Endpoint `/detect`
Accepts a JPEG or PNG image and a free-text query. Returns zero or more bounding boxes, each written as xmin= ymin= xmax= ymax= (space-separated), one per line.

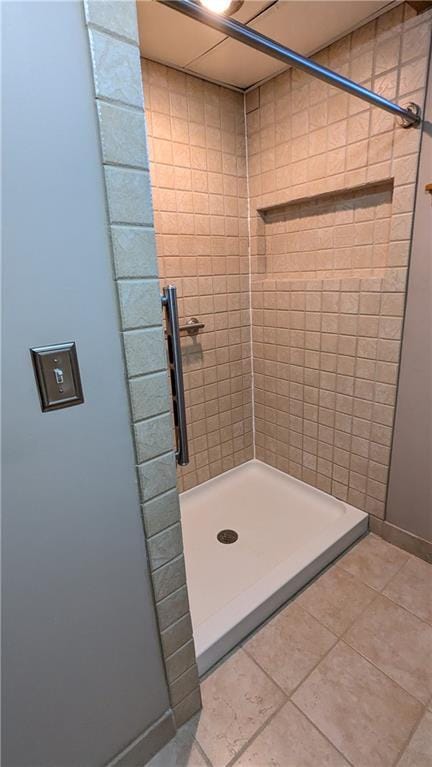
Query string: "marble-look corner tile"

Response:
xmin=88 ymin=29 xmax=143 ymax=107
xmin=84 ymin=1 xmax=139 ymax=43
xmin=338 ymin=533 xmax=409 ymax=590
xmin=398 ymin=710 xmax=432 ymax=767
xmin=235 ymin=702 xmax=349 ymax=767
xmin=138 ymin=452 xmax=177 ymax=502
xmin=104 ymin=167 xmax=153 ymax=225
xmin=293 ymin=641 xmax=422 ymax=767
xmin=297 ymin=564 xmax=376 ymax=634
xmin=97 ymin=101 xmax=148 ymax=167
xmin=134 ymin=413 xmax=173 ymax=463
xmin=111 ymin=225 xmax=158 ymax=278
xmin=173 ymin=689 xmax=203 ymax=730
xmin=147 ymin=522 xmax=184 ymax=573
xmin=157 ymin=585 xmax=190 ymax=632
xmin=165 ymin=640 xmax=197 ymax=684
xmin=161 ymin=613 xmax=194 ymax=659
xmin=129 ymin=371 xmax=170 ymax=421
xmin=193 ymin=649 xmax=285 ymax=767
xmin=142 ymin=489 xmax=181 ymax=538
xmin=170 ymin=664 xmax=200 ymax=707
xmin=383 ymin=555 xmax=432 ymax=624
xmin=152 ymin=555 xmax=187 ymax=603
xmin=123 ymin=327 xmax=167 ymax=378
xmin=244 ymin=602 xmax=336 ymax=694
xmin=345 ymin=595 xmax=432 ymax=704
xmin=117 ymin=278 xmax=162 ymax=330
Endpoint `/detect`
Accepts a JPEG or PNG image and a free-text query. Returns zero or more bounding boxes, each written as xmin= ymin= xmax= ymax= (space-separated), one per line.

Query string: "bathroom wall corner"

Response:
xmin=82 ymin=0 xmax=201 ymax=735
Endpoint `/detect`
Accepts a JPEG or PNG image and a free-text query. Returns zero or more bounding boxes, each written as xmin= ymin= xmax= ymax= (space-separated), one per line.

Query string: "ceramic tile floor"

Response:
xmin=148 ymin=534 xmax=432 ymax=767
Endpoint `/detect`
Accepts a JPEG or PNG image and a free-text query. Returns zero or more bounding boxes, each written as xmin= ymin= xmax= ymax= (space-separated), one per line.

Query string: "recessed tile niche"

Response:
xmin=255 ymin=179 xmax=394 ymax=281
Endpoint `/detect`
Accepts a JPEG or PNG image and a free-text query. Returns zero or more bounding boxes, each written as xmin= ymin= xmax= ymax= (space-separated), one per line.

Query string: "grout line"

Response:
xmin=225 ymin=699 xmax=288 ymax=767
xmin=289 ymin=698 xmax=355 ymax=767
xmin=241 ymin=645 xmax=291 ymax=701
xmin=340 ymin=628 xmax=429 ymax=708
xmin=392 ymin=705 xmax=429 ymax=767
xmin=243 ymin=93 xmax=256 ymax=458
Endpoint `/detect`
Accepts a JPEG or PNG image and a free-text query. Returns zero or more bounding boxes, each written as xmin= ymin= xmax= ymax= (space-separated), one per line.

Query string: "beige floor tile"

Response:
xmin=383 ymin=555 xmax=432 ymax=625
xmin=397 ymin=710 xmax=432 ymax=767
xmin=338 ymin=533 xmax=409 ymax=590
xmin=147 ymin=718 xmax=209 ymax=767
xmin=244 ymin=602 xmax=336 ymax=694
xmin=234 ymin=701 xmax=350 ymax=767
xmin=194 ymin=648 xmax=285 ymax=767
xmin=297 ymin=564 xmax=376 ymax=634
xmin=292 ymin=641 xmax=423 ymax=767
xmin=345 ymin=594 xmax=432 ymax=705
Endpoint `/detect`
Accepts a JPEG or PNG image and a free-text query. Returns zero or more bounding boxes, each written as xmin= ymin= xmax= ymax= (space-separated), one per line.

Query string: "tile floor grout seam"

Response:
xmin=391 ymin=700 xmax=429 ymax=767
xmin=381 ymin=588 xmax=432 ymax=627
xmin=192 ymin=735 xmax=213 ymax=767
xmin=241 ymin=645 xmax=292 ymax=701
xmin=241 ymin=578 xmax=429 ymax=761
xmin=225 ymin=698 xmax=289 ymax=767
xmin=296 ymin=569 xmax=378 ymax=636
xmin=188 ymin=542 xmax=430 ymax=767
xmin=338 ymin=633 xmax=430 ymax=709
xmin=289 ymin=697 xmax=355 ymax=767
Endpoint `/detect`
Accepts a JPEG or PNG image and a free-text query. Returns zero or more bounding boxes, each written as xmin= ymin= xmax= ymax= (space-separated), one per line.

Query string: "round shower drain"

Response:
xmin=217 ymin=529 xmax=238 ymax=544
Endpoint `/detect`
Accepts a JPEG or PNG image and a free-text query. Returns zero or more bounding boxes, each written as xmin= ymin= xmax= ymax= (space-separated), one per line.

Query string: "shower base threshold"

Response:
xmin=180 ymin=459 xmax=368 ymax=675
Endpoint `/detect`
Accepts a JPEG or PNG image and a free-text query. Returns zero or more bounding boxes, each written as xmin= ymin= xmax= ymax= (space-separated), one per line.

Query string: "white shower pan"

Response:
xmin=180 ymin=459 xmax=368 ymax=675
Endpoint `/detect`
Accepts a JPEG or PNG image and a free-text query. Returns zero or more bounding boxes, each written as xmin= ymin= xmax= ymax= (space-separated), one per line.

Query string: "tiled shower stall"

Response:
xmin=142 ymin=3 xmax=430 ymax=517
xmin=84 ymin=0 xmax=432 ymax=738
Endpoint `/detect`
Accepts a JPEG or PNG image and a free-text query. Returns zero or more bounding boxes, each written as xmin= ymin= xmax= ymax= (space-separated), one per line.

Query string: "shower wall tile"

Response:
xmin=84 ymin=0 xmax=138 ymax=42
xmin=138 ymin=452 xmax=177 ymax=501
xmin=129 ymin=371 xmax=170 ymax=421
xmin=165 ymin=639 xmax=196 ymax=684
xmin=157 ymin=585 xmax=190 ymax=631
xmin=161 ymin=613 xmax=194 ymax=658
xmin=247 ymin=5 xmax=432 ymax=518
xmin=97 ymin=101 xmax=148 ymax=168
xmin=142 ymin=489 xmax=181 ymax=538
xmin=141 ymin=59 xmax=253 ymax=491
xmin=84 ymin=0 xmax=201 ymax=730
xmin=152 ymin=555 xmax=187 ymax=602
xmin=104 ymin=166 xmax=153 ymax=224
xmin=88 ymin=28 xmax=143 ymax=107
xmin=170 ymin=665 xmax=200 ymax=707
xmin=111 ymin=225 xmax=158 ymax=278
xmin=123 ymin=327 xmax=166 ymax=377
xmin=147 ymin=523 xmax=184 ymax=572
xmin=117 ymin=278 xmax=162 ymax=329
xmin=134 ymin=413 xmax=173 ymax=463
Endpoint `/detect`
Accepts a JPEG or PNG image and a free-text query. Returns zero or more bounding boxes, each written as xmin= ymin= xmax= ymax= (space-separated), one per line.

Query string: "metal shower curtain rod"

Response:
xmin=157 ymin=0 xmax=421 ymax=128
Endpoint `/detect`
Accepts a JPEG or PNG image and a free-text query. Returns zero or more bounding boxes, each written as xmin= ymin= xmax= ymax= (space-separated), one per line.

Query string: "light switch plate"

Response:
xmin=30 ymin=342 xmax=84 ymax=412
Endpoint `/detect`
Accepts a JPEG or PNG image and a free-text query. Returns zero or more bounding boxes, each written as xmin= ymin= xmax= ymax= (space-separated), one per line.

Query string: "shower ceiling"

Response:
xmin=137 ymin=0 xmax=398 ymax=89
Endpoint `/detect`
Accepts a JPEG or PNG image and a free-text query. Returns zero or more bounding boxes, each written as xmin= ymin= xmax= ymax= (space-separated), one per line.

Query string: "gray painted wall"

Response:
xmin=1 ymin=2 xmax=171 ymax=765
xmin=386 ymin=54 xmax=432 ymax=543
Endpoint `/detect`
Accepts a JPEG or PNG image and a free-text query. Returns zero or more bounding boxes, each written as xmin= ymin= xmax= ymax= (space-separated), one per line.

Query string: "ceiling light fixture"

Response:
xmin=198 ymin=0 xmax=243 ymax=16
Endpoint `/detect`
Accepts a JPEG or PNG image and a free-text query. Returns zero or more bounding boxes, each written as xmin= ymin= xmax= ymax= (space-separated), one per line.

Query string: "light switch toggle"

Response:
xmin=31 ymin=342 xmax=84 ymax=412
xmin=54 ymin=368 xmax=64 ymax=385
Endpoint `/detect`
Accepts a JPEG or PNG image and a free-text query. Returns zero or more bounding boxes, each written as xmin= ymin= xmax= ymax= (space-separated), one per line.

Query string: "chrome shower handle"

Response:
xmin=161 ymin=285 xmax=189 ymax=466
